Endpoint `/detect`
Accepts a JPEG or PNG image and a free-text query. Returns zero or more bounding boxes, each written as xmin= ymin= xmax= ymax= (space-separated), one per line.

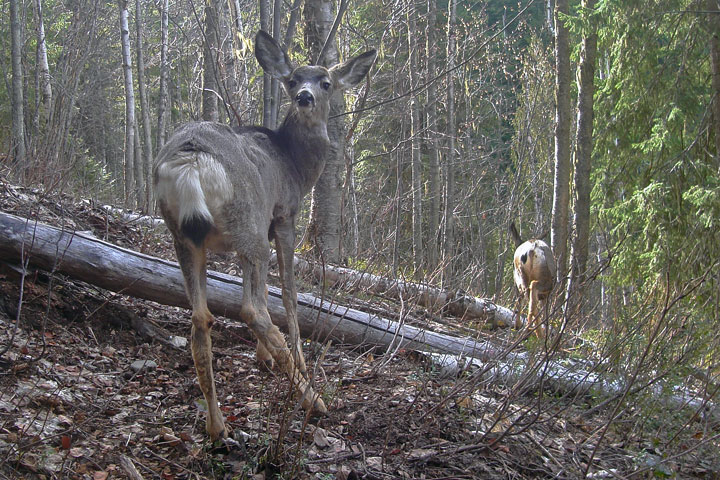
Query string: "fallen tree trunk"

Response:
xmin=271 ymin=254 xmax=522 ymax=328
xmin=1 ymin=212 xmax=716 ymax=421
xmin=0 ymin=212 xmax=504 ymax=360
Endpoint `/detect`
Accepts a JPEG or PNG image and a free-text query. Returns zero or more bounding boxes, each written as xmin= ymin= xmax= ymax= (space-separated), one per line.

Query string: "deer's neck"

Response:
xmin=278 ymin=110 xmax=332 ymax=193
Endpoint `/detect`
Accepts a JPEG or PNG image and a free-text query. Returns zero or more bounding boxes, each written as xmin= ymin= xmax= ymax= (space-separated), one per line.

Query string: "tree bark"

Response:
xmin=10 ymin=0 xmax=27 ymax=181
xmin=570 ymin=0 xmax=597 ymax=299
xmin=443 ymin=0 xmax=457 ymax=285
xmin=202 ymin=0 xmax=219 ymax=122
xmin=135 ymin=0 xmax=153 ymax=212
xmin=259 ymin=0 xmax=272 ymax=127
xmin=551 ymin=0 xmax=571 ymax=287
xmin=407 ymin=0 xmax=423 ymax=273
xmin=305 ymin=0 xmax=346 ymax=264
xmin=426 ymin=0 xmax=441 ymax=270
xmin=156 ymin=0 xmax=169 ymax=150
xmin=118 ymin=0 xmax=136 ymax=206
xmin=708 ymin=0 xmax=720 ymax=168
xmin=32 ymin=0 xmax=52 ymax=131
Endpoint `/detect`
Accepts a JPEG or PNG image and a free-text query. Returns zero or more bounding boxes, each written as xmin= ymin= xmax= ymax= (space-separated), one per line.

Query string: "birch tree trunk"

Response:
xmin=135 ymin=0 xmax=153 ymax=212
xmin=305 ymin=0 xmax=346 ymax=264
xmin=443 ymin=0 xmax=457 ymax=285
xmin=426 ymin=0 xmax=441 ymax=270
xmin=10 ymin=0 xmax=26 ymax=181
xmin=32 ymin=0 xmax=52 ymax=131
xmin=551 ymin=0 xmax=571 ymax=287
xmin=118 ymin=0 xmax=136 ymax=206
xmin=156 ymin=0 xmax=169 ymax=150
xmin=569 ymin=0 xmax=597 ymax=297
xmin=407 ymin=0 xmax=423 ymax=272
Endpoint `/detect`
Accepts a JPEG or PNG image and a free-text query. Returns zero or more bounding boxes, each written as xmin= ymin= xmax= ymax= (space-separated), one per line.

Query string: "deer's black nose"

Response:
xmin=296 ymin=91 xmax=314 ymax=107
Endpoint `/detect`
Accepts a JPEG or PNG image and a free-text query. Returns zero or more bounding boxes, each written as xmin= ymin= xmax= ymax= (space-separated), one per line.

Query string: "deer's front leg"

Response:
xmin=273 ymin=218 xmax=307 ymax=376
xmin=175 ymin=240 xmax=227 ymax=440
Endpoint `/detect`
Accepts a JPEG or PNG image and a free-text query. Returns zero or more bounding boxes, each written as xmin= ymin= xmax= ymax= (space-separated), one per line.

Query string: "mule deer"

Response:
xmin=509 ymin=222 xmax=556 ymax=337
xmin=154 ymin=31 xmax=376 ymax=440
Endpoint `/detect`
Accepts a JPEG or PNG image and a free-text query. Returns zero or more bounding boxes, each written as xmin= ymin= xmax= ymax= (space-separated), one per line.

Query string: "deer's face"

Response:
xmin=283 ymin=66 xmax=334 ymax=119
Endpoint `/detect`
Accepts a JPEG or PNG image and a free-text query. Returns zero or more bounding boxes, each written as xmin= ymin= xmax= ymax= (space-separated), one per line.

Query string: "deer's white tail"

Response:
xmin=155 ymin=150 xmax=233 ymax=245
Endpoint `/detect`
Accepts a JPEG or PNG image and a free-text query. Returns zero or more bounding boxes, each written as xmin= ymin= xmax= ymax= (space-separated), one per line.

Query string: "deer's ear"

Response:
xmin=255 ymin=30 xmax=293 ymax=79
xmin=330 ymin=49 xmax=377 ymax=90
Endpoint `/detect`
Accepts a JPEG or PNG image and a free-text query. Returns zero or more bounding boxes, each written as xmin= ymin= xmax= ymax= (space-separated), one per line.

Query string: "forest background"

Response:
xmin=1 ymin=0 xmax=720 ymax=474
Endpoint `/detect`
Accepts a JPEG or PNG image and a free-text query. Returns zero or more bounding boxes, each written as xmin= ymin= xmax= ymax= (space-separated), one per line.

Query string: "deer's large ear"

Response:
xmin=330 ymin=49 xmax=377 ymax=90
xmin=255 ymin=30 xmax=293 ymax=79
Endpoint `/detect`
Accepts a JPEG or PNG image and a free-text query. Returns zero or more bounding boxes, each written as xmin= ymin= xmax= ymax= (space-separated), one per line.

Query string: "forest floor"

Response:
xmin=0 ymin=176 xmax=718 ymax=479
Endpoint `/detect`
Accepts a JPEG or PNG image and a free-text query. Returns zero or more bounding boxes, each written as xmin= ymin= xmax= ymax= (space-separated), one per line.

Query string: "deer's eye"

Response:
xmin=321 ymin=81 xmax=331 ymax=90
xmin=288 ymin=80 xmax=297 ymax=89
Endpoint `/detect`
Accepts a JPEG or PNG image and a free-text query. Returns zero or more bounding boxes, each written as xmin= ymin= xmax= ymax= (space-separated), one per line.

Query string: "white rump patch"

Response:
xmin=155 ymin=151 xmax=233 ymax=225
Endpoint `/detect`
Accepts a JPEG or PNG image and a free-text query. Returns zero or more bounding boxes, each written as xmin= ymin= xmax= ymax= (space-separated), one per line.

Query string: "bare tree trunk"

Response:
xmin=32 ymin=0 xmax=52 ymax=131
xmin=551 ymin=0 xmax=571 ymax=287
xmin=305 ymin=0 xmax=347 ymax=264
xmin=569 ymin=0 xmax=597 ymax=298
xmin=156 ymin=0 xmax=169 ymax=150
xmin=202 ymin=0 xmax=219 ymax=122
xmin=135 ymin=0 xmax=153 ymax=212
xmin=407 ymin=0 xmax=423 ymax=273
xmin=259 ymin=0 xmax=272 ymax=127
xmin=426 ymin=0 xmax=440 ymax=271
xmin=118 ymin=0 xmax=136 ymax=206
xmin=269 ymin=0 xmax=282 ymax=128
xmin=218 ymin=1 xmax=239 ymax=126
xmin=709 ymin=0 xmax=720 ymax=168
xmin=10 ymin=0 xmax=26 ymax=181
xmin=443 ymin=0 xmax=457 ymax=285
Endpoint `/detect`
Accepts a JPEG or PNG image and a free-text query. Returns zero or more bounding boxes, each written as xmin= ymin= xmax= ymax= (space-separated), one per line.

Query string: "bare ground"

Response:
xmin=0 ymin=178 xmax=717 ymax=479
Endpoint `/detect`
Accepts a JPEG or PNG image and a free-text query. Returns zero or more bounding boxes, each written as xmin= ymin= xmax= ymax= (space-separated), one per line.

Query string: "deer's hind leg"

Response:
xmin=174 ymin=239 xmax=227 ymax=440
xmin=528 ymin=280 xmax=545 ymax=338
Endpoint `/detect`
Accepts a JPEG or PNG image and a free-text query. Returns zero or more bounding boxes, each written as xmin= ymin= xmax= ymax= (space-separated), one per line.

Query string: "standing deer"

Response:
xmin=510 ymin=222 xmax=556 ymax=337
xmin=154 ymin=31 xmax=376 ymax=440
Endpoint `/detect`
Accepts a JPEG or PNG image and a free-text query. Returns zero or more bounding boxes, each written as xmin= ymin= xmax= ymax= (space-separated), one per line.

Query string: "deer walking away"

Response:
xmin=154 ymin=31 xmax=376 ymax=440
xmin=510 ymin=222 xmax=556 ymax=338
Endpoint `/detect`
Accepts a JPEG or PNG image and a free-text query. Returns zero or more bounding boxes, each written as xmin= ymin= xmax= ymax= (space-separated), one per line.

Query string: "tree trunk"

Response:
xmin=156 ymin=0 xmax=169 ymax=150
xmin=426 ymin=0 xmax=441 ymax=270
xmin=443 ymin=0 xmax=457 ymax=285
xmin=551 ymin=0 xmax=571 ymax=287
xmin=269 ymin=0 xmax=282 ymax=128
xmin=0 ymin=211 xmax=507 ymax=359
xmin=32 ymin=0 xmax=52 ymax=131
xmin=10 ymin=0 xmax=27 ymax=181
xmin=305 ymin=0 xmax=346 ymax=264
xmin=118 ymin=0 xmax=136 ymax=206
xmin=407 ymin=0 xmax=423 ymax=273
xmin=202 ymin=0 xmax=219 ymax=122
xmin=259 ymin=0 xmax=272 ymax=127
xmin=135 ymin=0 xmax=153 ymax=212
xmin=569 ymin=0 xmax=597 ymax=298
xmin=709 ymin=0 xmax=720 ymax=168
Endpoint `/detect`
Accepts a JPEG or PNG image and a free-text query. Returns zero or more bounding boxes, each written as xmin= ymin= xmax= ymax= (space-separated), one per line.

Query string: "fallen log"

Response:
xmin=271 ymin=253 xmax=522 ymax=328
xmin=0 ymin=212 xmax=504 ymax=360
xmin=1 ymin=212 xmax=716 ymax=422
